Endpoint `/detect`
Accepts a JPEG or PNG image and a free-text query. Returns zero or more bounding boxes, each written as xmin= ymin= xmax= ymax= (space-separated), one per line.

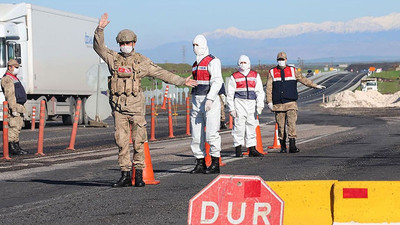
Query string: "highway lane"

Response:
xmin=1 ymin=107 xmax=399 ymax=224
xmin=2 ymin=70 xmax=400 ymax=224
xmin=0 ymin=71 xmax=362 ymax=159
xmin=298 ymin=72 xmax=367 ymax=105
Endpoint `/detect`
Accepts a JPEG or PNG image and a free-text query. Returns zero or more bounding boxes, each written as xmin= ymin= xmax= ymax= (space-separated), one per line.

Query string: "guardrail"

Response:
xmin=297 ymin=71 xmax=349 ymax=93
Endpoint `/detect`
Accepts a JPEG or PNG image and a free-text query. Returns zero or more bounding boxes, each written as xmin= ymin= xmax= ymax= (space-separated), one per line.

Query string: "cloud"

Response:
xmin=203 ymin=13 xmax=400 ymax=40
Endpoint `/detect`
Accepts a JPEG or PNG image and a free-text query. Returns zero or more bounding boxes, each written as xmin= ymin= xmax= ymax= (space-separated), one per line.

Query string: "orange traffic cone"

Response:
xmin=243 ymin=123 xmax=268 ymax=155
xmin=255 ymin=124 xmax=268 ymax=155
xmin=205 ymin=142 xmax=211 ymax=167
xmin=268 ymin=123 xmax=281 ymax=149
xmin=135 ymin=142 xmax=160 ymax=185
xmin=205 ymin=142 xmax=225 ymax=167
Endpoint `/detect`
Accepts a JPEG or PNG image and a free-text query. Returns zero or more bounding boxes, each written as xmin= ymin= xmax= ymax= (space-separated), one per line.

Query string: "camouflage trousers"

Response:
xmin=113 ymin=111 xmax=147 ymax=171
xmin=275 ymin=109 xmax=298 ymax=140
xmin=8 ymin=114 xmax=23 ymax=142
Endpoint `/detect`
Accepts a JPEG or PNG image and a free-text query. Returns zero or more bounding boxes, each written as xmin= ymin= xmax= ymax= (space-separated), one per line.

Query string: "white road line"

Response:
xmin=23 ymin=147 xmax=117 ymax=161
xmin=0 ymin=130 xmax=336 ymax=181
xmin=20 ymin=131 xmax=114 ymax=144
xmin=156 ymin=133 xmax=333 ymax=179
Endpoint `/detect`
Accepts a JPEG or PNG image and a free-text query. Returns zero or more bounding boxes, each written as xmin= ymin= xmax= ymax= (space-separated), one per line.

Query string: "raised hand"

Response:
xmin=98 ymin=13 xmax=110 ymax=29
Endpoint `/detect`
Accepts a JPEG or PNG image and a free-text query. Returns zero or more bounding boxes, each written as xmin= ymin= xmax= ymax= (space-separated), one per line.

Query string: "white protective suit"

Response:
xmin=227 ymin=55 xmax=265 ymax=148
xmin=191 ymin=35 xmax=223 ymax=158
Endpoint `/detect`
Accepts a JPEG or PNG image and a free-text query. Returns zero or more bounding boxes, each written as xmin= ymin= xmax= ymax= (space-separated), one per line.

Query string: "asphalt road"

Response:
xmin=1 ymin=72 xmax=399 ymax=225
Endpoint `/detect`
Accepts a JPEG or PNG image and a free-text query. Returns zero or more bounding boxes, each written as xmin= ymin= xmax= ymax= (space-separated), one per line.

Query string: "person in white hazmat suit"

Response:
xmin=189 ymin=34 xmax=223 ymax=174
xmin=227 ymin=55 xmax=265 ymax=157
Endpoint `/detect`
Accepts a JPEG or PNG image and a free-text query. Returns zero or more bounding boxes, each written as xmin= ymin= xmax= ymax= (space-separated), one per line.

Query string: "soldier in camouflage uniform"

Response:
xmin=266 ymin=52 xmax=325 ymax=153
xmin=1 ymin=59 xmax=27 ymax=155
xmin=93 ymin=13 xmax=197 ymax=188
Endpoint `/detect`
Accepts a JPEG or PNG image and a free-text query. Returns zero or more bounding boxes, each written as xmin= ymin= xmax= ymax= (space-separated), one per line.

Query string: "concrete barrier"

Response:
xmin=267 ymin=180 xmax=337 ymax=225
xmin=332 ymin=181 xmax=400 ymax=224
xmin=263 ymin=180 xmax=400 ymax=224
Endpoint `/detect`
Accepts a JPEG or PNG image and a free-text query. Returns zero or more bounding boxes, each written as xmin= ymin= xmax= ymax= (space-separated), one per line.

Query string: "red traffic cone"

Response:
xmin=268 ymin=123 xmax=281 ymax=149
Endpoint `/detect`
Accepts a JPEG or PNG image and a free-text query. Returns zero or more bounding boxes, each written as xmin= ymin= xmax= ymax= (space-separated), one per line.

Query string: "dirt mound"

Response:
xmin=323 ymin=90 xmax=400 ymax=108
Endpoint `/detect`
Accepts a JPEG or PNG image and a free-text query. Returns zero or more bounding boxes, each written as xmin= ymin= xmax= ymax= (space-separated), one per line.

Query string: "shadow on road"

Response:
xmin=154 ymin=169 xmax=191 ymax=174
xmin=6 ymin=179 xmax=112 ymax=187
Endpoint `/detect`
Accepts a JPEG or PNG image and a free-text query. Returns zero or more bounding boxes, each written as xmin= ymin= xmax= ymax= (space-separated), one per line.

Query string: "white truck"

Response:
xmin=360 ymin=77 xmax=378 ymax=92
xmin=0 ymin=3 xmax=101 ymax=125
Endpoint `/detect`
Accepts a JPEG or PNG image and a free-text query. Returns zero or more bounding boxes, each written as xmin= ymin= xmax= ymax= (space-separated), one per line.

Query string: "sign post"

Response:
xmin=188 ymin=175 xmax=284 ymax=225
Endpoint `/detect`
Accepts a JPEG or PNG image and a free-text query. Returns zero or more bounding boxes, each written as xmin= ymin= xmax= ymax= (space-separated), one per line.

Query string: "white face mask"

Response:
xmin=278 ymin=60 xmax=286 ymax=67
xmin=237 ymin=55 xmax=251 ymax=73
xmin=11 ymin=67 xmax=19 ymax=75
xmin=120 ymin=45 xmax=133 ymax=54
xmin=193 ymin=45 xmax=206 ymax=56
xmin=239 ymin=62 xmax=250 ymax=72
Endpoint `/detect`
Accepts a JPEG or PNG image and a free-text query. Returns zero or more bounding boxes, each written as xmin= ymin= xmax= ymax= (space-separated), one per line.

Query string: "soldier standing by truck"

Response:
xmin=93 ymin=13 xmax=197 ymax=188
xmin=1 ymin=59 xmax=27 ymax=155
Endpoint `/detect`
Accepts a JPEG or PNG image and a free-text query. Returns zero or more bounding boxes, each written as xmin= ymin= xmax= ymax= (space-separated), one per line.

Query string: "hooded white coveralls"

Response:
xmin=227 ymin=55 xmax=265 ymax=148
xmin=190 ymin=35 xmax=223 ymax=159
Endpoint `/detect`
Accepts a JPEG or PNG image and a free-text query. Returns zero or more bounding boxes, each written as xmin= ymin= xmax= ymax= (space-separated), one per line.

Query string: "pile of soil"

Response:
xmin=323 ymin=90 xmax=400 ymax=108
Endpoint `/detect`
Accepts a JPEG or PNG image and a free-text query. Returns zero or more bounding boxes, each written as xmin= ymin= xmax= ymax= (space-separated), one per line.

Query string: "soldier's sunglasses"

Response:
xmin=119 ymin=42 xmax=134 ymax=45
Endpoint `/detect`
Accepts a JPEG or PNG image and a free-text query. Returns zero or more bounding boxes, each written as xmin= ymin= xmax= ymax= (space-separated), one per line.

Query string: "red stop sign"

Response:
xmin=188 ymin=175 xmax=284 ymax=225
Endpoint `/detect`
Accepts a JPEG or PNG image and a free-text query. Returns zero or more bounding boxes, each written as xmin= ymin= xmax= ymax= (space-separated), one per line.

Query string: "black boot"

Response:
xmin=249 ymin=146 xmax=263 ymax=157
xmin=235 ymin=145 xmax=243 ymax=157
xmin=9 ymin=142 xmax=17 ymax=155
xmin=9 ymin=142 xmax=26 ymax=155
xmin=112 ymin=171 xmax=132 ymax=188
xmin=205 ymin=156 xmax=220 ymax=174
xmin=279 ymin=140 xmax=287 ymax=153
xmin=134 ymin=169 xmax=145 ymax=187
xmin=15 ymin=141 xmax=28 ymax=155
xmin=289 ymin=138 xmax=300 ymax=153
xmin=190 ymin=158 xmax=206 ymax=174
xmin=220 ymin=121 xmax=227 ymax=130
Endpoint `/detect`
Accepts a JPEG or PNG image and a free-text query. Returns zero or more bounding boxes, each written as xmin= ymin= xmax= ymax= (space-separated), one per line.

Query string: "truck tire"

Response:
xmin=62 ymin=115 xmax=72 ymax=125
xmin=62 ymin=97 xmax=76 ymax=125
xmin=77 ymin=97 xmax=83 ymax=125
xmin=81 ymin=97 xmax=89 ymax=125
xmin=36 ymin=97 xmax=48 ymax=127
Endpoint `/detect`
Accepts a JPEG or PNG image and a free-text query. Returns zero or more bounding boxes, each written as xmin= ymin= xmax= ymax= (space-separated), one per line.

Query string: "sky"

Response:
xmin=1 ymin=0 xmax=399 ymax=51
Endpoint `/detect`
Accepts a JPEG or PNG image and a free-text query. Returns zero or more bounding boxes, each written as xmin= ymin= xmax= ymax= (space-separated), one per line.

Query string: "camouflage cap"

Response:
xmin=277 ymin=52 xmax=287 ymax=60
xmin=7 ymin=59 xmax=19 ymax=67
xmin=116 ymin=29 xmax=137 ymax=43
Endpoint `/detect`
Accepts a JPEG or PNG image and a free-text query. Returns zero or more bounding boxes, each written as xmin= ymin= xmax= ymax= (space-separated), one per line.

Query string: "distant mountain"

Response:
xmin=203 ymin=13 xmax=400 ymax=39
xmin=139 ymin=13 xmax=400 ymax=65
xmin=140 ymin=29 xmax=400 ymax=65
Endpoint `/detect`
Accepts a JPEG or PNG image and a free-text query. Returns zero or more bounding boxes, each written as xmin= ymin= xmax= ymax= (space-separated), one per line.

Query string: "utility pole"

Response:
xmin=182 ymin=45 xmax=186 ymax=64
xmin=297 ymin=57 xmax=304 ymax=70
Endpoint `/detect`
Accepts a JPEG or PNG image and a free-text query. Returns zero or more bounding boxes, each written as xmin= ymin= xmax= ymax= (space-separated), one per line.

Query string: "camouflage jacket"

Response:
xmin=93 ymin=27 xmax=186 ymax=115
